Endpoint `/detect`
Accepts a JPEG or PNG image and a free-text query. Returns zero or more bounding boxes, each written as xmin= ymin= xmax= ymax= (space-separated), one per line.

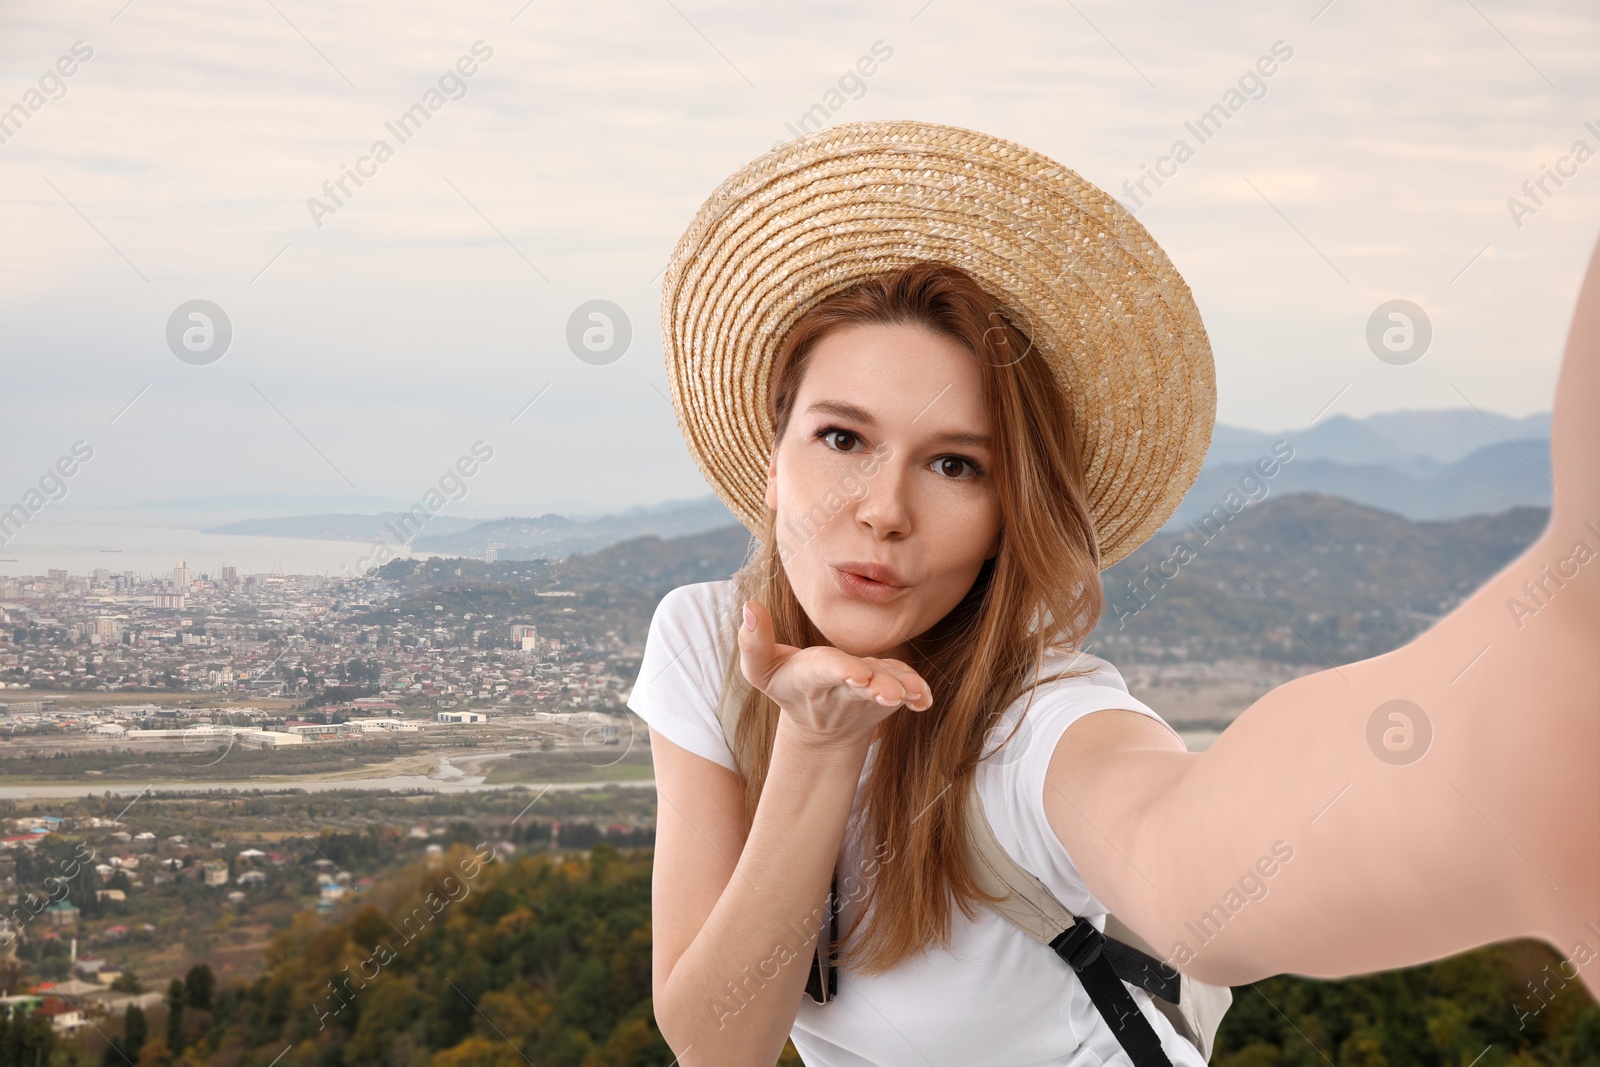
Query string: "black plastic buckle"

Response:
xmin=804 ymin=874 xmax=839 ymax=1004
xmin=1049 ymin=919 xmax=1106 ymax=971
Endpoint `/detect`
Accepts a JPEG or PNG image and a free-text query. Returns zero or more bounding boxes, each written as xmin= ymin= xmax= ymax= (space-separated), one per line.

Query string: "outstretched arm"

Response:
xmin=1046 ymin=229 xmax=1600 ymax=996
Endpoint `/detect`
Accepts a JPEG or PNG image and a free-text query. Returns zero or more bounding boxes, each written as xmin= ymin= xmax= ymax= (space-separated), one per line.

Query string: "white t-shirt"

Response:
xmin=627 ymin=579 xmax=1208 ymax=1067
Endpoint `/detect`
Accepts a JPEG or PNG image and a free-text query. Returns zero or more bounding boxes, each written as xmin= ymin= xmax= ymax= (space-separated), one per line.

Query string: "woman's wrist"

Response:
xmin=772 ymin=710 xmax=875 ymax=767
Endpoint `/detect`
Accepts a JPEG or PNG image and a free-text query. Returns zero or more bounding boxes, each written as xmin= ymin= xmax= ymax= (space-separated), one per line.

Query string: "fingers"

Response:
xmin=849 ymin=657 xmax=933 ymax=711
xmin=737 ymin=600 xmax=778 ymax=689
xmin=739 ymin=601 xmax=934 ymax=714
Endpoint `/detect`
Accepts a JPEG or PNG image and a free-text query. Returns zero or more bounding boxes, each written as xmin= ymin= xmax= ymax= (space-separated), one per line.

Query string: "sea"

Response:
xmin=0 ymin=520 xmax=416 ymax=580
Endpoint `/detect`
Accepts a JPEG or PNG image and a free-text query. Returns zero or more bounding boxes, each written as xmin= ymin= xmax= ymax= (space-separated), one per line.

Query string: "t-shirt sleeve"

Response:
xmin=981 ymin=661 xmax=1186 ymax=914
xmin=625 ymin=581 xmax=740 ymax=774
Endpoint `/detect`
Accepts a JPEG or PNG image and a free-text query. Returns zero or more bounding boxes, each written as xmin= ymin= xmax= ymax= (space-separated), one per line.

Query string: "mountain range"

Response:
xmin=368 ymin=492 xmax=1550 ymax=675
xmin=1202 ymin=408 xmax=1549 ymax=467
xmin=1169 ymin=437 xmax=1551 ymax=528
xmin=184 ymin=406 xmax=1551 ymax=557
xmin=202 ymin=495 xmax=740 ymax=559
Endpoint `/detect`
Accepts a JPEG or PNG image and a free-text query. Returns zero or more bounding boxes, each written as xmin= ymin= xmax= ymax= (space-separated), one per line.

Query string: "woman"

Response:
xmin=627 ymin=121 xmax=1598 ymax=1066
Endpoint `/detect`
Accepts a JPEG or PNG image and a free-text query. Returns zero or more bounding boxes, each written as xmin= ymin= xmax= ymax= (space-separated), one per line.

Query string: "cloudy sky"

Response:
xmin=2 ymin=0 xmax=1597 ymax=514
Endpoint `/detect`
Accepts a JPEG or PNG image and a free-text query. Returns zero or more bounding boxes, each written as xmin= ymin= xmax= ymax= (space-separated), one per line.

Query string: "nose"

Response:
xmin=853 ymin=450 xmax=912 ymax=537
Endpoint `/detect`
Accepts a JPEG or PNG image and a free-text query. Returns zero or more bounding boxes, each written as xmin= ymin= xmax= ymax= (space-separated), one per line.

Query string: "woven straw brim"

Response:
xmin=660 ymin=120 xmax=1216 ymax=572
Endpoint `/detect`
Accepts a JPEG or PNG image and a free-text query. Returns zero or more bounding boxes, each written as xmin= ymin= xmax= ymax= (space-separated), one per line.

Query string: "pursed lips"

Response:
xmin=831 ymin=561 xmax=910 ymax=604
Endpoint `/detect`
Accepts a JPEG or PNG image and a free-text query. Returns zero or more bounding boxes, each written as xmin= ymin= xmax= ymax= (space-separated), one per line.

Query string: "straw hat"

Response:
xmin=659 ymin=120 xmax=1216 ymax=571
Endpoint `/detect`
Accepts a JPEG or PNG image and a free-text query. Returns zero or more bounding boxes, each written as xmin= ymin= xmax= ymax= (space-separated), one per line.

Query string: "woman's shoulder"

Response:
xmin=1031 ymin=645 xmax=1131 ymax=690
xmin=628 ymin=579 xmax=742 ymax=773
xmin=649 ymin=579 xmax=742 ymax=664
xmin=640 ymin=578 xmax=742 ymax=677
xmin=653 ymin=577 xmax=740 ymax=624
xmin=1013 ymin=646 xmax=1151 ymax=717
xmin=974 ymin=647 xmax=1182 ymax=913
xmin=977 ymin=647 xmax=1170 ymax=784
xmin=1010 ymin=645 xmax=1182 ymax=745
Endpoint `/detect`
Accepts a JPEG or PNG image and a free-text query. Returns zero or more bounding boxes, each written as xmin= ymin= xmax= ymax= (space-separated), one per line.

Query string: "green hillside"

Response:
xmin=1093 ymin=494 xmax=1549 ymax=663
xmin=27 ymin=844 xmax=1593 ymax=1067
xmin=363 ymin=493 xmax=1551 ymax=664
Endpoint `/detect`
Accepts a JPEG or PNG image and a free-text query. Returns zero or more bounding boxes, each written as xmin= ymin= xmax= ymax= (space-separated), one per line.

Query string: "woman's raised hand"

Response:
xmin=736 ymin=599 xmax=933 ymax=749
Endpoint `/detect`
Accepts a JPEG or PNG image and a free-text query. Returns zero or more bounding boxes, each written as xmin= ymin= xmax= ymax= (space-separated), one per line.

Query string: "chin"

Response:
xmin=799 ymin=591 xmax=916 ymax=659
xmin=818 ymin=622 xmax=896 ymax=658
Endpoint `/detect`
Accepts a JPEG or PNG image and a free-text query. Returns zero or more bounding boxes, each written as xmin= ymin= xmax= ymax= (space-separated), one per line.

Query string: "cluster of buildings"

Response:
xmin=1 ymin=566 xmax=362 ymax=696
xmin=0 ymin=809 xmax=551 ymax=1034
xmin=0 ymin=560 xmax=641 ymax=725
xmin=0 ymin=816 xmax=309 ymax=1033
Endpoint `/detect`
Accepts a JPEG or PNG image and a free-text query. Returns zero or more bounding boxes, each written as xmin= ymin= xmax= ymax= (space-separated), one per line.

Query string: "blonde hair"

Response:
xmin=716 ymin=261 xmax=1108 ymax=974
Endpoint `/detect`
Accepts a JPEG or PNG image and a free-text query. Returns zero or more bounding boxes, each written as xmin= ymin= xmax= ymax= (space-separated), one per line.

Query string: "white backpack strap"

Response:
xmin=962 ymin=775 xmax=1082 ymax=938
xmin=714 ymin=680 xmax=744 ymax=767
xmin=964 ymin=781 xmax=1234 ymax=1064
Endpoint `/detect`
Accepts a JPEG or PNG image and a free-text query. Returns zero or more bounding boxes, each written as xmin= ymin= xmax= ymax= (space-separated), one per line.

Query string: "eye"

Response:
xmin=815 ymin=427 xmax=865 ymax=453
xmin=932 ymin=455 xmax=984 ymax=480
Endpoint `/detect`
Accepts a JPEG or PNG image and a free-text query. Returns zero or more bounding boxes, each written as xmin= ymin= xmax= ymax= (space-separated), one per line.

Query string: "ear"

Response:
xmin=985 ymin=525 xmax=1002 ymax=562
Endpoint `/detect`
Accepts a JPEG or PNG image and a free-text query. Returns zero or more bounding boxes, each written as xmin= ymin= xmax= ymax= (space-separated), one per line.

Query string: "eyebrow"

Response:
xmin=806 ymin=399 xmax=876 ymax=425
xmin=803 ymin=399 xmax=993 ymax=449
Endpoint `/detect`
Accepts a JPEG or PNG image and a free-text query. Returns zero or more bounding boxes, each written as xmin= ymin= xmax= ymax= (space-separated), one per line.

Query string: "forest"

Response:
xmin=12 ymin=841 xmax=1596 ymax=1067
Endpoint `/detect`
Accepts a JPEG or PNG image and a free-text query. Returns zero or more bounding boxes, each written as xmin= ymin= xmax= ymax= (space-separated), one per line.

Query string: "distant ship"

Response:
xmin=100 ymin=548 xmax=124 ymax=553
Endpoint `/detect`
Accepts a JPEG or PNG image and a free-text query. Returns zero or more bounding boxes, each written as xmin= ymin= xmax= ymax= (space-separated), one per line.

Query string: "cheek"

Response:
xmin=774 ymin=464 xmax=868 ymax=599
xmin=925 ymin=491 xmax=1000 ymax=561
xmin=774 ymin=454 xmax=849 ymax=530
xmin=912 ymin=497 xmax=999 ymax=606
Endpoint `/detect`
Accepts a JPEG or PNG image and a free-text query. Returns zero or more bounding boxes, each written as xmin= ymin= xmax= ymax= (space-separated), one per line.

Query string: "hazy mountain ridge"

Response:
xmin=407 ymin=496 xmax=740 ymax=558
xmin=1203 ymin=408 xmax=1551 ymax=465
xmin=187 ymin=408 xmax=1552 ymax=556
xmin=199 ymin=497 xmax=739 ymax=557
xmin=1171 ymin=436 xmax=1552 ymax=526
xmin=199 ymin=512 xmax=484 ymax=542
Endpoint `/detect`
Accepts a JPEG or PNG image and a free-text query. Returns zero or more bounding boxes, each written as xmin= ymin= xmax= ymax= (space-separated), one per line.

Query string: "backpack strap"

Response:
xmin=1105 ymin=913 xmax=1235 ymax=1062
xmin=711 ymin=660 xmax=1224 ymax=1056
xmin=962 ymin=782 xmax=1178 ymax=1066
xmin=803 ymin=873 xmax=839 ymax=1004
xmin=713 ymin=661 xmax=746 ymax=753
